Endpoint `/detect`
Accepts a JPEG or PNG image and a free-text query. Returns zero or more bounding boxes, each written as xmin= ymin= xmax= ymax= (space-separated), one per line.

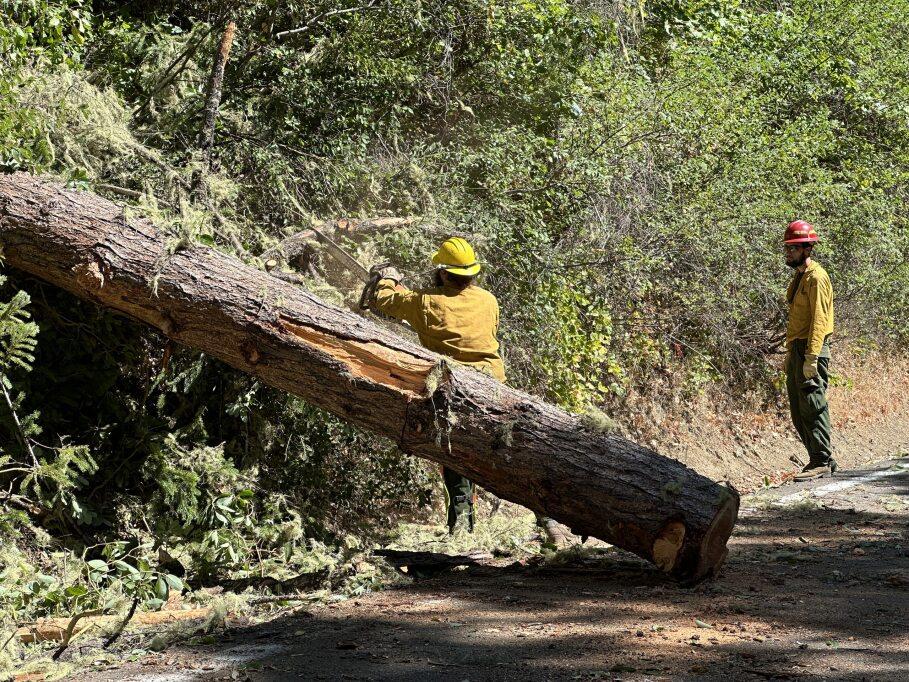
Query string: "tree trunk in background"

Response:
xmin=199 ymin=20 xmax=237 ymax=168
xmin=0 ymin=173 xmax=739 ymax=583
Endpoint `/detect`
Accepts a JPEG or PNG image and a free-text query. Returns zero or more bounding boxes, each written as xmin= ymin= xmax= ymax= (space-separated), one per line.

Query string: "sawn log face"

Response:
xmin=0 ymin=172 xmax=739 ymax=582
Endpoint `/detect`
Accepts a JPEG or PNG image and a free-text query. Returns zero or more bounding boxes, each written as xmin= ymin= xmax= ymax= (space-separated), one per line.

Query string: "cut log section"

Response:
xmin=0 ymin=173 xmax=739 ymax=583
xmin=16 ymin=608 xmax=213 ymax=644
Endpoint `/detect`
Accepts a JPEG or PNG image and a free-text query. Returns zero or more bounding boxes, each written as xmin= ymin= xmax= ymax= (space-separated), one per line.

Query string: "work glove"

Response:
xmin=370 ymin=264 xmax=404 ymax=284
xmin=802 ymin=353 xmax=819 ymax=380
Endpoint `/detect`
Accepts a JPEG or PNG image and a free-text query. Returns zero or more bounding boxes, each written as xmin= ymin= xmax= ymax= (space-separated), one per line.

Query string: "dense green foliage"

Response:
xmin=1 ymin=0 xmax=908 ymax=630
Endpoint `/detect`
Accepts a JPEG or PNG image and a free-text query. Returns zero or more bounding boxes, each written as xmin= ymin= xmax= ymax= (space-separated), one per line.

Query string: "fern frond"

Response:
xmin=0 ymin=288 xmax=38 ymax=374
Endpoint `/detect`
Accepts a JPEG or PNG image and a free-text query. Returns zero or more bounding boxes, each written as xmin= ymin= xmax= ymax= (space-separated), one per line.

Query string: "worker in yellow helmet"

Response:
xmin=367 ymin=237 xmax=503 ymax=533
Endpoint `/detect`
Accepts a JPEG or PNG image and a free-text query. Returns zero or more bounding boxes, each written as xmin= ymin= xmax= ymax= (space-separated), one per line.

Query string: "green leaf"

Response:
xmin=154 ymin=576 xmax=169 ymax=601
xmin=113 ymin=560 xmax=140 ymax=575
xmin=65 ymin=585 xmax=88 ymax=598
xmin=87 ymin=560 xmax=109 ymax=571
xmin=144 ymin=598 xmax=165 ymax=611
xmin=163 ymin=574 xmax=183 ymax=592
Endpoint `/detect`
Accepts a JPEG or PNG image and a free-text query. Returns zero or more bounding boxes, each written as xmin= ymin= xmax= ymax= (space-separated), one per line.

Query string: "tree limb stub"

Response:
xmin=0 ymin=173 xmax=739 ymax=583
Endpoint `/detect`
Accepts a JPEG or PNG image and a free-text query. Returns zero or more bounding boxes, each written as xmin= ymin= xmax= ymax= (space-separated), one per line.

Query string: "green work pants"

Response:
xmin=785 ymin=338 xmax=833 ymax=466
xmin=443 ymin=467 xmax=474 ymax=532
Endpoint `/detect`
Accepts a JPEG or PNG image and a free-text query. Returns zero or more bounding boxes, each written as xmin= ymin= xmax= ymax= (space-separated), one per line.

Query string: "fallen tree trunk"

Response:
xmin=373 ymin=549 xmax=493 ymax=568
xmin=0 ymin=173 xmax=738 ymax=583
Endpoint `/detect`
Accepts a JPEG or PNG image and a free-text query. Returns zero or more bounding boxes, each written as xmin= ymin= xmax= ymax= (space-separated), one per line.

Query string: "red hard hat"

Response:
xmin=784 ymin=220 xmax=819 ymax=244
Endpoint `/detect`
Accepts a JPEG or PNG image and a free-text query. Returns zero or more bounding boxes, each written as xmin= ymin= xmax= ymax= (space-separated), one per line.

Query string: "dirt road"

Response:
xmin=73 ymin=459 xmax=909 ymax=681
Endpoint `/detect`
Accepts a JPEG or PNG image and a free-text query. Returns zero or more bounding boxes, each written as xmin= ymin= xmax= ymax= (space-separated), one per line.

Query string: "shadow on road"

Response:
xmin=168 ymin=466 xmax=909 ymax=681
xmin=71 ymin=464 xmax=908 ymax=681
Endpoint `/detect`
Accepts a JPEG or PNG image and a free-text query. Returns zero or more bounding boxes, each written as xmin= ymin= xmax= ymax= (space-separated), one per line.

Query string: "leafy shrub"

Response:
xmin=1 ymin=1 xmax=908 ymax=612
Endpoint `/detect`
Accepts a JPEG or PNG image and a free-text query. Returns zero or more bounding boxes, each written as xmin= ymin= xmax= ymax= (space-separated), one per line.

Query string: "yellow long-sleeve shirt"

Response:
xmin=786 ymin=260 xmax=834 ymax=357
xmin=373 ymin=279 xmax=506 ymax=382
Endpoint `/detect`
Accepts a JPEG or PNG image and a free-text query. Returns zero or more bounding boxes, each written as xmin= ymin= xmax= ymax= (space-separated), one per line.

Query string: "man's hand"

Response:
xmin=803 ymin=353 xmax=819 ymax=380
xmin=370 ymin=264 xmax=404 ymax=284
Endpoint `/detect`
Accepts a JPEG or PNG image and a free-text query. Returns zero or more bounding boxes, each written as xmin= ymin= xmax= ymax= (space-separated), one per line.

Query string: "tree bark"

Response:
xmin=0 ymin=173 xmax=739 ymax=583
xmin=374 ymin=549 xmax=493 ymax=570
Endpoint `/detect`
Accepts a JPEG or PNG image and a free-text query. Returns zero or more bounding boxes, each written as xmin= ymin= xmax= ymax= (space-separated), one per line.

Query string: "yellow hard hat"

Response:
xmin=431 ymin=237 xmax=481 ymax=277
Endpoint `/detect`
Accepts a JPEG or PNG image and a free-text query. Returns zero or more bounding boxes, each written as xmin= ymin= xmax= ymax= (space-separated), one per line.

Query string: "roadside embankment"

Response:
xmin=645 ymin=350 xmax=909 ymax=491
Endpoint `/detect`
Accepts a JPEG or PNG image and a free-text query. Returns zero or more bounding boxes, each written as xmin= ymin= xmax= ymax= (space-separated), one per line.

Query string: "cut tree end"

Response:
xmin=671 ymin=488 xmax=740 ymax=584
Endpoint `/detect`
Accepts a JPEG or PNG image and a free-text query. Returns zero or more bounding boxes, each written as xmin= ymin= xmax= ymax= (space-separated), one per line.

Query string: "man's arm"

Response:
xmin=372 ymin=280 xmax=425 ymax=328
xmin=803 ymin=275 xmax=833 ymax=377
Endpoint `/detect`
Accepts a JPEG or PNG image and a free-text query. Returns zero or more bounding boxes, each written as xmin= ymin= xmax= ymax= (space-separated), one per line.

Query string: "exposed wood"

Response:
xmin=0 ymin=173 xmax=739 ymax=583
xmin=652 ymin=520 xmax=686 ymax=572
xmin=95 ymin=182 xmax=173 ymax=209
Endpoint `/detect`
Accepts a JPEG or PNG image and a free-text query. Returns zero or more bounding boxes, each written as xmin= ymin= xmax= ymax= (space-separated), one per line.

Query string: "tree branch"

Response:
xmin=0 ymin=379 xmax=39 ymax=468
xmin=103 ymin=598 xmax=140 ymax=649
xmin=199 ymin=21 xmax=238 ymax=169
xmin=275 ymin=1 xmax=381 ymax=40
xmin=133 ymin=27 xmax=215 ymax=118
xmin=51 ymin=608 xmax=104 ymax=660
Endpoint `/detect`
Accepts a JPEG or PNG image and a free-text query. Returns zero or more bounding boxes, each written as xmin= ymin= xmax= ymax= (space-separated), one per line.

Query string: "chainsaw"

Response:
xmin=277 ymin=181 xmax=414 ymax=312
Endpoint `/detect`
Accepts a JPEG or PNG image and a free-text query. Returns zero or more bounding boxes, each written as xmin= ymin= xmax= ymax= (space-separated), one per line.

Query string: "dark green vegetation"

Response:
xmin=1 ymin=0 xmax=908 ymax=654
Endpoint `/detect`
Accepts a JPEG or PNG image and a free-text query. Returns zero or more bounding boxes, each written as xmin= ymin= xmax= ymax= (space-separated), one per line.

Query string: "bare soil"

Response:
xmin=657 ymin=354 xmax=909 ymax=490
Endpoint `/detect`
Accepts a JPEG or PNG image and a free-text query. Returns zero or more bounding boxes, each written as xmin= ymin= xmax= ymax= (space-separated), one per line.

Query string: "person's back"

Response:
xmin=373 ymin=279 xmax=505 ymax=381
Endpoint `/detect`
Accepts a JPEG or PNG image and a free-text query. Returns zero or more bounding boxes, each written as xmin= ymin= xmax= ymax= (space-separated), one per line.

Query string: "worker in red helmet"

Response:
xmin=783 ymin=220 xmax=836 ymax=480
